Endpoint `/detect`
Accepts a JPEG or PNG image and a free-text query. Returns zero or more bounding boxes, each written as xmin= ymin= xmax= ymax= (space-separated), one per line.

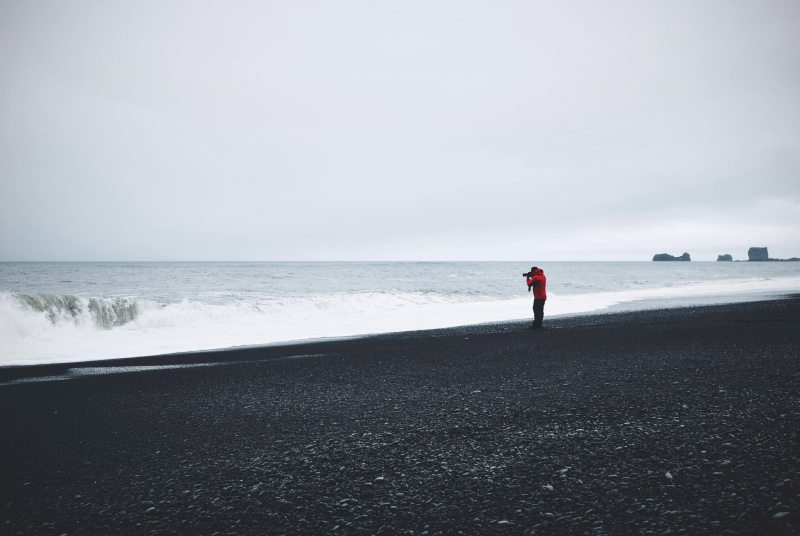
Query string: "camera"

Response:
xmin=523 ymin=266 xmax=539 ymax=278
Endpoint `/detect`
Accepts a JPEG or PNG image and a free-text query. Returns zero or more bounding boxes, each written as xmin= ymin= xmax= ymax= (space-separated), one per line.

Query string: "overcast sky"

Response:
xmin=1 ymin=1 xmax=798 ymax=261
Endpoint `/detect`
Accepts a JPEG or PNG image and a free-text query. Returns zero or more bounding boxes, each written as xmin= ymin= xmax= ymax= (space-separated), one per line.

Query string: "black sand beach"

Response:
xmin=1 ymin=299 xmax=799 ymax=535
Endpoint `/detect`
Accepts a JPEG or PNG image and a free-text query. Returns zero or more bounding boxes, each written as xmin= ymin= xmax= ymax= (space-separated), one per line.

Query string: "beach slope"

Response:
xmin=1 ymin=299 xmax=799 ymax=534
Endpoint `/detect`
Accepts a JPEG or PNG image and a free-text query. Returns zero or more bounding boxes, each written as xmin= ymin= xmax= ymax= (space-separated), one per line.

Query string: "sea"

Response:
xmin=1 ymin=261 xmax=799 ymax=366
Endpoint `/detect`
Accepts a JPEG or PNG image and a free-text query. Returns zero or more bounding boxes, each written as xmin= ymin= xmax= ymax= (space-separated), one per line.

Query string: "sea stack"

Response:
xmin=748 ymin=247 xmax=769 ymax=261
xmin=653 ymin=252 xmax=691 ymax=261
xmin=717 ymin=254 xmax=733 ymax=262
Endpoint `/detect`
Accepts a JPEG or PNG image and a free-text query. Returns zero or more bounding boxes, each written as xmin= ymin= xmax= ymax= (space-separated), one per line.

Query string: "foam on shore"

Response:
xmin=2 ymin=275 xmax=798 ymax=366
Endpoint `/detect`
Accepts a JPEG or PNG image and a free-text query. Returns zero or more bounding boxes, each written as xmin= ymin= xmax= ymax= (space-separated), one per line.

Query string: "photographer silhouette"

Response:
xmin=524 ymin=266 xmax=547 ymax=329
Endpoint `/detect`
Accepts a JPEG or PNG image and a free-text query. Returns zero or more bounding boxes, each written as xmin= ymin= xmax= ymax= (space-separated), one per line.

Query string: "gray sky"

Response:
xmin=1 ymin=0 xmax=798 ymax=261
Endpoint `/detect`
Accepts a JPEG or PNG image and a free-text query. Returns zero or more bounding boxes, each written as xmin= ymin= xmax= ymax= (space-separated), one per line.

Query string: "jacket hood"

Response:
xmin=534 ymin=268 xmax=544 ymax=275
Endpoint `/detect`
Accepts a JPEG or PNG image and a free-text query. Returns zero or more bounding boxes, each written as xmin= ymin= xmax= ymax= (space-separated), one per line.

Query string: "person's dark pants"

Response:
xmin=532 ymin=299 xmax=546 ymax=328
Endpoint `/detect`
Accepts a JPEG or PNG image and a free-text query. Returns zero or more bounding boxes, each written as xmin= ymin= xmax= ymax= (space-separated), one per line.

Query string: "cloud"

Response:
xmin=1 ymin=1 xmax=799 ymax=260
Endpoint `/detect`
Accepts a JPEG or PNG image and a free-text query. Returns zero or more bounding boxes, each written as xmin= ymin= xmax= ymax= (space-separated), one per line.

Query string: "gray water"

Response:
xmin=1 ymin=261 xmax=798 ymax=365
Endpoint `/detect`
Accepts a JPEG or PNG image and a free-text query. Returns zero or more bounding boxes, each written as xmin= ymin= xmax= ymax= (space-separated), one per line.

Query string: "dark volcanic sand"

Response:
xmin=1 ymin=299 xmax=799 ymax=535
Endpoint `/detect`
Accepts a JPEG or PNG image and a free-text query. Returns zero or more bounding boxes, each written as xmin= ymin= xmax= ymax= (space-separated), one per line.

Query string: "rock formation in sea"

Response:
xmin=746 ymin=246 xmax=800 ymax=262
xmin=717 ymin=254 xmax=733 ymax=262
xmin=748 ymin=247 xmax=769 ymax=261
xmin=652 ymin=252 xmax=691 ymax=261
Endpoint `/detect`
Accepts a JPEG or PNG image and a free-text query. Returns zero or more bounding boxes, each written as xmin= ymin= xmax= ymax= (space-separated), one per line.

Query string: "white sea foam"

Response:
xmin=1 ymin=273 xmax=798 ymax=366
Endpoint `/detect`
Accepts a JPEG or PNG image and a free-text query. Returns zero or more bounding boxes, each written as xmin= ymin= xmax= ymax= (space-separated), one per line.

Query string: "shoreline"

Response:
xmin=2 ymin=292 xmax=798 ymax=378
xmin=1 ymin=298 xmax=799 ymax=534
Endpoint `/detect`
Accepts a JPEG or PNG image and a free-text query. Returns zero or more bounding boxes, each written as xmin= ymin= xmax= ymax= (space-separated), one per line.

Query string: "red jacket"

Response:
xmin=526 ymin=268 xmax=547 ymax=300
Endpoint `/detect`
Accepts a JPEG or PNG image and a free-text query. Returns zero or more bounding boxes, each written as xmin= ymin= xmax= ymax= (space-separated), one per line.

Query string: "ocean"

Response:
xmin=1 ymin=261 xmax=798 ymax=366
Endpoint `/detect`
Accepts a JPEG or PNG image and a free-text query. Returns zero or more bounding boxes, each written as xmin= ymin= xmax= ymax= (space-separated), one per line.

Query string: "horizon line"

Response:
xmin=0 ymin=259 xmax=756 ymax=263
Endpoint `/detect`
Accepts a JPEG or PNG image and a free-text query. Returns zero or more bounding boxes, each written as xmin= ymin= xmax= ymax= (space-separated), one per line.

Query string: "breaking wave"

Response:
xmin=1 ymin=272 xmax=799 ymax=366
xmin=15 ymin=294 xmax=145 ymax=329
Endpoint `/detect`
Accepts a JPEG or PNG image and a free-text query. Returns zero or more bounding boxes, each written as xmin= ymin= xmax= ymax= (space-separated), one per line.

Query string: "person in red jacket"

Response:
xmin=526 ymin=266 xmax=547 ymax=329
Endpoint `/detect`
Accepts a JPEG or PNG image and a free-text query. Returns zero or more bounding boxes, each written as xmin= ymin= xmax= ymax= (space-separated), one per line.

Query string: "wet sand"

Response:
xmin=1 ymin=298 xmax=799 ymax=535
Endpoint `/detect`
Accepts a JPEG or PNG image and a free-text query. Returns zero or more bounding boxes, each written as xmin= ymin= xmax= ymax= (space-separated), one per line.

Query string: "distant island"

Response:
xmin=652 ymin=247 xmax=799 ymax=262
xmin=747 ymin=247 xmax=799 ymax=262
xmin=652 ymin=252 xmax=691 ymax=261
